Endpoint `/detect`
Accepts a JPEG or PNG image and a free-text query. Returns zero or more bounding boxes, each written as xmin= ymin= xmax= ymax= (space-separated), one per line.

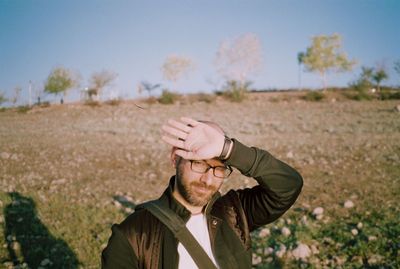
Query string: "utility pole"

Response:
xmin=29 ymin=80 xmax=32 ymax=106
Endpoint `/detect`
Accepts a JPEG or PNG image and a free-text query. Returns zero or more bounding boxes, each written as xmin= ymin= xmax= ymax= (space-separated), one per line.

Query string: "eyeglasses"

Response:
xmin=189 ymin=160 xmax=232 ymax=179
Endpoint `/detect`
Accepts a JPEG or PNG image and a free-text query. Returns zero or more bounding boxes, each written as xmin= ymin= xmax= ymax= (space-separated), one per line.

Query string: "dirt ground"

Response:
xmin=0 ymin=91 xmax=399 ymax=268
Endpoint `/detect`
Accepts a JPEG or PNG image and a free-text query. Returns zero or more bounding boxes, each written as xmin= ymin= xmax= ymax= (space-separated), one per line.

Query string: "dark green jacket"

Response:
xmin=102 ymin=139 xmax=303 ymax=269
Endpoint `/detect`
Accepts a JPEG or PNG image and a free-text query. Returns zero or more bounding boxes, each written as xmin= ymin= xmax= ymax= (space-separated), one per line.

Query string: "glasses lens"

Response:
xmin=190 ymin=161 xmax=232 ymax=178
xmin=191 ymin=161 xmax=209 ymax=173
xmin=214 ymin=167 xmax=228 ymax=178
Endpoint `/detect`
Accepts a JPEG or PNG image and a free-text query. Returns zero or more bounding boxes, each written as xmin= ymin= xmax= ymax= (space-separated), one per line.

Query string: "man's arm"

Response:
xmin=225 ymin=139 xmax=303 ymax=231
xmin=160 ymin=117 xmax=303 ymax=230
xmin=101 ymin=224 xmax=138 ymax=269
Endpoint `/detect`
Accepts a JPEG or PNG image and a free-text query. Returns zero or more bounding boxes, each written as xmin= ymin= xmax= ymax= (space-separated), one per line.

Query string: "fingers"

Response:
xmin=174 ymin=149 xmax=202 ymax=160
xmin=180 ymin=117 xmax=200 ymax=127
xmin=161 ymin=117 xmax=204 ymax=158
xmin=162 ymin=125 xmax=188 ymax=141
xmin=169 ymin=119 xmax=192 ymax=132
xmin=161 ymin=135 xmax=185 ymax=149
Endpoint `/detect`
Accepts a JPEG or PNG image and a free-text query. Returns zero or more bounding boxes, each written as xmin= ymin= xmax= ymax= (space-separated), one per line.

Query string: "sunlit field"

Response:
xmin=1 ymin=91 xmax=399 ymax=268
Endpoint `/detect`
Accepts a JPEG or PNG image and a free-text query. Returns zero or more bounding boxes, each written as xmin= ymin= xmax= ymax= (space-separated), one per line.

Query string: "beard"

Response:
xmin=176 ymin=160 xmax=219 ymax=207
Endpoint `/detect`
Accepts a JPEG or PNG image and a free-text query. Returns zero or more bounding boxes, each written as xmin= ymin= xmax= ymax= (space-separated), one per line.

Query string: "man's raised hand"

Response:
xmin=161 ymin=117 xmax=225 ymax=160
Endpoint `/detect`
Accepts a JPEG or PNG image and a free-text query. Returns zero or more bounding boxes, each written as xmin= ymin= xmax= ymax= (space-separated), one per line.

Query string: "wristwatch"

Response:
xmin=219 ymin=135 xmax=233 ymax=160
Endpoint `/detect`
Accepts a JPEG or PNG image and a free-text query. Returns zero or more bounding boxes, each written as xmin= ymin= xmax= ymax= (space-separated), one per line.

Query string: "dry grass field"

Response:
xmin=0 ymin=91 xmax=399 ymax=268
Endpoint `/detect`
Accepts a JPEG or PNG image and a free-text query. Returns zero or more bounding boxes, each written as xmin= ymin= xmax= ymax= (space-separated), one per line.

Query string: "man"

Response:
xmin=102 ymin=117 xmax=303 ymax=269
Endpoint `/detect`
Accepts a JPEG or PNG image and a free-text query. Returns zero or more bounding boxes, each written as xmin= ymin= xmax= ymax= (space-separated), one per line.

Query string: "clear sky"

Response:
xmin=1 ymin=0 xmax=399 ymax=104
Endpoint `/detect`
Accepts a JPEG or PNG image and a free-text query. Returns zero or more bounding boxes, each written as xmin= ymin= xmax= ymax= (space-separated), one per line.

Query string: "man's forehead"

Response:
xmin=205 ymin=158 xmax=225 ymax=166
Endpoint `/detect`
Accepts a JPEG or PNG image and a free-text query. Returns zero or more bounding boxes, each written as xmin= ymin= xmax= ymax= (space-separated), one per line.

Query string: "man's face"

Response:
xmin=175 ymin=157 xmax=224 ymax=207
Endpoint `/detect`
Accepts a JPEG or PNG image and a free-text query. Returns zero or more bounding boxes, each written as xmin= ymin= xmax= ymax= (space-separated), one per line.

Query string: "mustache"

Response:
xmin=190 ymin=182 xmax=217 ymax=192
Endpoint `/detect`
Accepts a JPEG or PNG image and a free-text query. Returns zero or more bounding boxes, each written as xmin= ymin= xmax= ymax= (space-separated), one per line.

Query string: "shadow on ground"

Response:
xmin=4 ymin=192 xmax=79 ymax=268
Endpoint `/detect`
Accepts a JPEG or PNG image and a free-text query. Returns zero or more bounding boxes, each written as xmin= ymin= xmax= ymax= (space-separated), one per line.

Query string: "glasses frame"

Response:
xmin=189 ymin=160 xmax=233 ymax=178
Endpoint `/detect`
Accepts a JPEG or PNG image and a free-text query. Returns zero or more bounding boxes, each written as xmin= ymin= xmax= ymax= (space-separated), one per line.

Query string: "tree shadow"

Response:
xmin=4 ymin=192 xmax=79 ymax=268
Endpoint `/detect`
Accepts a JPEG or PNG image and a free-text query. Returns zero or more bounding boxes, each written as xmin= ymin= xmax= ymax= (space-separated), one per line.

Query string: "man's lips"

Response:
xmin=191 ymin=183 xmax=214 ymax=194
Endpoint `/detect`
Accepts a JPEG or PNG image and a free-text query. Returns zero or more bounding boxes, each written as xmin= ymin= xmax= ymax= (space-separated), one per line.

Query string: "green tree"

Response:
xmin=297 ymin=52 xmax=305 ymax=90
xmin=302 ymin=33 xmax=356 ymax=91
xmin=44 ymin=67 xmax=80 ymax=104
xmin=0 ymin=91 xmax=7 ymax=106
xmin=372 ymin=67 xmax=388 ymax=95
xmin=350 ymin=66 xmax=374 ymax=93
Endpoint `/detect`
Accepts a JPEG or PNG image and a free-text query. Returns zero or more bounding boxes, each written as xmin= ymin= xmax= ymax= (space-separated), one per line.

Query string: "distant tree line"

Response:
xmin=1 ymin=33 xmax=400 ymax=108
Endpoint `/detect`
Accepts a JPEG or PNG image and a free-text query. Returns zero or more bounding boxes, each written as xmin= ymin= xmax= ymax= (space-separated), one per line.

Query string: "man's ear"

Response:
xmin=170 ymin=147 xmax=179 ymax=168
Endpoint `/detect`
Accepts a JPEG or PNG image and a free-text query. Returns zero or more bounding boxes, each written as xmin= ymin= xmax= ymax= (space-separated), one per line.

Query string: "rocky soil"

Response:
xmin=0 ymin=91 xmax=399 ymax=268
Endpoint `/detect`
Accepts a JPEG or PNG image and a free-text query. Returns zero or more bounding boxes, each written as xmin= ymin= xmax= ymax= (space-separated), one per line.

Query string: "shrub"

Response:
xmin=342 ymin=89 xmax=374 ymax=101
xmin=222 ymin=80 xmax=251 ymax=102
xmin=302 ymin=91 xmax=325 ymax=101
xmin=105 ymin=98 xmax=122 ymax=106
xmin=192 ymin=93 xmax=216 ymax=103
xmin=39 ymin=101 xmax=51 ymax=108
xmin=380 ymin=89 xmax=400 ymax=100
xmin=144 ymin=96 xmax=159 ymax=105
xmin=84 ymin=100 xmax=100 ymax=107
xmin=16 ymin=105 xmax=32 ymax=113
xmin=158 ymin=90 xmax=180 ymax=104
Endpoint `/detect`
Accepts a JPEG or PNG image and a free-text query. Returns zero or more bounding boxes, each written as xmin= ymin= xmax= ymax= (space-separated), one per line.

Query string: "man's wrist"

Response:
xmin=224 ymin=138 xmax=234 ymax=160
xmin=219 ymin=136 xmax=234 ymax=160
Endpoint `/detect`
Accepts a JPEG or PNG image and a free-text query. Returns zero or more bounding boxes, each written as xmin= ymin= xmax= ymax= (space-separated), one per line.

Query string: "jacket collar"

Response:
xmin=158 ymin=176 xmax=221 ymax=222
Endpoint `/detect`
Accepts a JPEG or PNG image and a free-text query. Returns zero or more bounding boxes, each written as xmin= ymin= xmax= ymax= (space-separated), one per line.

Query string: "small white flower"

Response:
xmin=351 ymin=229 xmax=358 ymax=236
xmin=368 ymin=235 xmax=377 ymax=241
xmin=344 ymin=200 xmax=354 ymax=208
xmin=357 ymin=222 xmax=363 ymax=229
xmin=281 ymin=226 xmax=291 ymax=237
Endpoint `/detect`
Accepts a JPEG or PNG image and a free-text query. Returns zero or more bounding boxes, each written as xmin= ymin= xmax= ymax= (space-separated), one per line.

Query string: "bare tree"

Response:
xmin=161 ymin=55 xmax=195 ymax=91
xmin=302 ymin=33 xmax=356 ymax=91
xmin=88 ymin=70 xmax=118 ymax=101
xmin=214 ymin=33 xmax=263 ymax=89
xmin=11 ymin=86 xmax=22 ymax=107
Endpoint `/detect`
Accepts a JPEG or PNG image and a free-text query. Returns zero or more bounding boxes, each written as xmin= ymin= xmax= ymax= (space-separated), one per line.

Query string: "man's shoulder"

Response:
xmin=118 ymin=204 xmax=162 ymax=237
xmin=212 ymin=190 xmax=242 ymax=213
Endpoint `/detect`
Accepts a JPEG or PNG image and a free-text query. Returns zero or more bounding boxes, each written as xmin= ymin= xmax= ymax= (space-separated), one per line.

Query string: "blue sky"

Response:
xmin=1 ymin=0 xmax=399 ymax=104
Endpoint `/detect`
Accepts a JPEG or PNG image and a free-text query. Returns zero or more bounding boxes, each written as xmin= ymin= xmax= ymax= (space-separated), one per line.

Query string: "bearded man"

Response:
xmin=102 ymin=117 xmax=303 ymax=269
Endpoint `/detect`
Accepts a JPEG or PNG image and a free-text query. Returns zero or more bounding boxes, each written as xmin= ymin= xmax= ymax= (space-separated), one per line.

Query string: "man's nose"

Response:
xmin=200 ymin=168 xmax=214 ymax=186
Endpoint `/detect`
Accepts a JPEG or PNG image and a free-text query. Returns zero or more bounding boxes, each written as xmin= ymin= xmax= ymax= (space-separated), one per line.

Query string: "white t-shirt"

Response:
xmin=177 ymin=213 xmax=219 ymax=269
